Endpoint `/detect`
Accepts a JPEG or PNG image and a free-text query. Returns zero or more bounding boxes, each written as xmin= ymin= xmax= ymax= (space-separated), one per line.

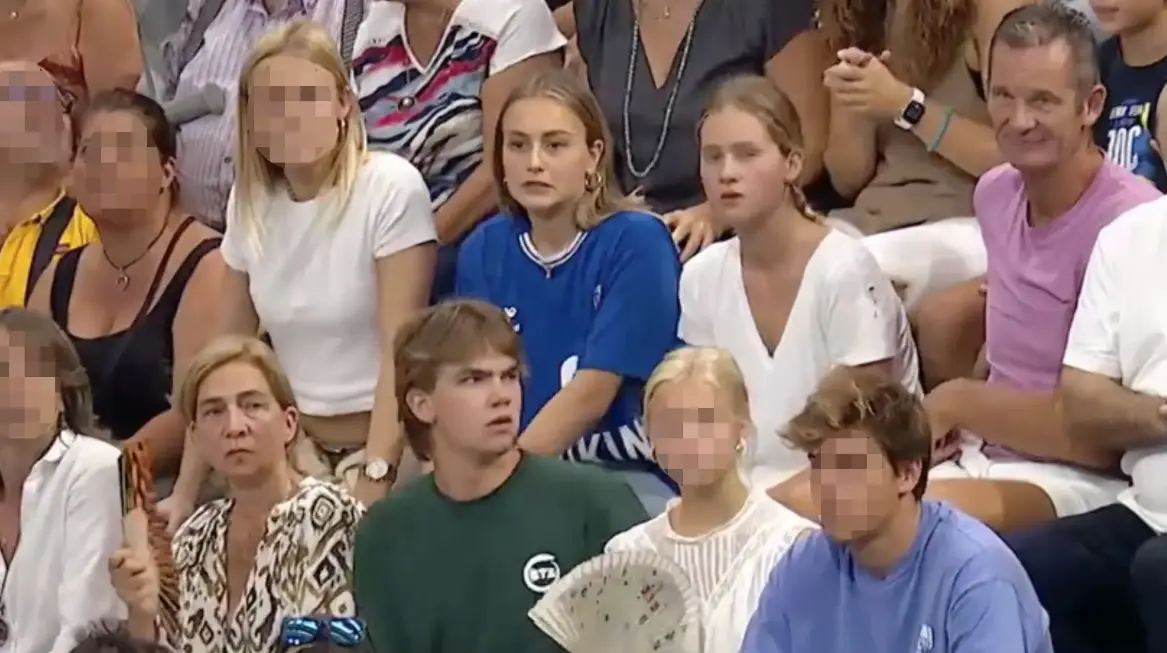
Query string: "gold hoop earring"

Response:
xmin=584 ymin=171 xmax=602 ymax=192
xmin=735 ymin=439 xmax=745 ymax=453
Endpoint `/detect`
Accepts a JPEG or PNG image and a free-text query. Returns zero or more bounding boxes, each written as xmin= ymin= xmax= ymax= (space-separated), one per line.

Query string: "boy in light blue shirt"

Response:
xmin=742 ymin=367 xmax=1052 ymax=653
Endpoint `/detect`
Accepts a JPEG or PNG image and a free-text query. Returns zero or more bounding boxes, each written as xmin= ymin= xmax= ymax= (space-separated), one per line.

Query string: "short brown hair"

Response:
xmin=178 ymin=335 xmax=298 ymax=422
xmin=393 ymin=300 xmax=523 ymax=461
xmin=69 ymin=621 xmax=169 ymax=653
xmin=786 ymin=366 xmax=931 ymax=499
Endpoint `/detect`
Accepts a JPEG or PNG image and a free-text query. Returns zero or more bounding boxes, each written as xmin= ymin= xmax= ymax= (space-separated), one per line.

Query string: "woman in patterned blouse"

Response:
xmin=109 ymin=335 xmax=365 ymax=653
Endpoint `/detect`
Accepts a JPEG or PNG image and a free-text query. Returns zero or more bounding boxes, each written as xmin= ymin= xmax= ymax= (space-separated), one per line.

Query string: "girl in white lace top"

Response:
xmin=605 ymin=347 xmax=816 ymax=653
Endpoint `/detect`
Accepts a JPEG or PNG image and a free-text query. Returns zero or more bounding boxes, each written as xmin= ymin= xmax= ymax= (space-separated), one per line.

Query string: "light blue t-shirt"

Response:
xmin=740 ymin=501 xmax=1052 ymax=653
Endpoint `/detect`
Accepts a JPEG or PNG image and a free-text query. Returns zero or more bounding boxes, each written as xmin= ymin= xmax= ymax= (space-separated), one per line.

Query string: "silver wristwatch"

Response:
xmin=361 ymin=457 xmax=395 ymax=483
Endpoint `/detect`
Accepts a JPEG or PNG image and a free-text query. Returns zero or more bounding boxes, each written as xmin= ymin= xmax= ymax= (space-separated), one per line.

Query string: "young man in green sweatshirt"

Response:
xmin=353 ymin=299 xmax=647 ymax=653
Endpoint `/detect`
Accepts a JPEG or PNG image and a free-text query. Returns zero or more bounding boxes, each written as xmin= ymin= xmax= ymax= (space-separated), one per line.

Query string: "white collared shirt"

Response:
xmin=0 ymin=431 xmax=125 ymax=653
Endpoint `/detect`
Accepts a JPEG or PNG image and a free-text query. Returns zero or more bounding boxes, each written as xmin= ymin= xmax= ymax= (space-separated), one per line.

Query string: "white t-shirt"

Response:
xmin=680 ymin=231 xmax=920 ymax=488
xmin=222 ymin=153 xmax=436 ymax=416
xmin=1062 ymin=196 xmax=1167 ymax=533
xmin=605 ymin=491 xmax=816 ymax=653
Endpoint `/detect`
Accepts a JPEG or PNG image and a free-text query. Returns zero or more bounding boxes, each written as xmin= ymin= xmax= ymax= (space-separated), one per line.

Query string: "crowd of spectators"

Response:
xmin=1 ymin=0 xmax=1167 ymax=651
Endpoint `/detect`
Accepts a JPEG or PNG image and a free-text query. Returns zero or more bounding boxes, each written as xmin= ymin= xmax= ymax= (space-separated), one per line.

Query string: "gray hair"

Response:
xmin=988 ymin=2 xmax=1100 ymax=97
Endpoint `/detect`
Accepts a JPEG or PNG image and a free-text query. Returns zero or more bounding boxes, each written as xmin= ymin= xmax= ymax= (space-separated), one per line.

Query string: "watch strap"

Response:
xmin=894 ymin=87 xmax=927 ymax=130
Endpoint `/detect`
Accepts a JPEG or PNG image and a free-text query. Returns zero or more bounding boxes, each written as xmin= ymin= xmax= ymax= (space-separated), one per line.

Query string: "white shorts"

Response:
xmin=931 ymin=439 xmax=1128 ymax=517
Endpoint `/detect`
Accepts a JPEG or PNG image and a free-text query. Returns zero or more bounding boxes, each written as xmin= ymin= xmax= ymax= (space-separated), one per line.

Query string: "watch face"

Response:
xmin=365 ymin=459 xmax=390 ymax=480
xmin=904 ymin=100 xmax=926 ymax=125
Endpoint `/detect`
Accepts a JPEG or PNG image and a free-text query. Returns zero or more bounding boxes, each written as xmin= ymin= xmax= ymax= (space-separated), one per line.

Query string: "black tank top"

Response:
xmin=1095 ymin=37 xmax=1167 ymax=191
xmin=49 ymin=217 xmax=221 ymax=440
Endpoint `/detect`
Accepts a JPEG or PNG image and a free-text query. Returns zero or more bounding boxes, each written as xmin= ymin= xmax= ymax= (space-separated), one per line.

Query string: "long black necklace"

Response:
xmin=100 ymin=219 xmax=170 ymax=291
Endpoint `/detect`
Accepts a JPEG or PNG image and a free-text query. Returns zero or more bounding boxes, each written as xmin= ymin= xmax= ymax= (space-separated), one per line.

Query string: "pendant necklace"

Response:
xmin=101 ymin=219 xmax=170 ymax=291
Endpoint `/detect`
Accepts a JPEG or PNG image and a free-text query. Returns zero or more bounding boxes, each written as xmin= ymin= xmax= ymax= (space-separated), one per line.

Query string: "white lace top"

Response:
xmin=605 ymin=492 xmax=816 ymax=653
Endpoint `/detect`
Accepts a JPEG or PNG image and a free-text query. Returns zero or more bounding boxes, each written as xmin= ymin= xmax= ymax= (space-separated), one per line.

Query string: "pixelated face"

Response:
xmin=809 ymin=429 xmax=904 ymax=543
xmin=645 ymin=377 xmax=744 ymax=488
xmin=500 ymin=96 xmax=602 ymax=219
xmin=192 ymin=361 xmax=297 ymax=482
xmin=0 ymin=67 xmax=70 ymax=167
xmin=1091 ymin=0 xmax=1161 ymax=34
xmin=987 ymin=41 xmax=1104 ymax=172
xmin=0 ymin=328 xmax=58 ymax=438
xmin=699 ymin=106 xmax=802 ymax=230
xmin=73 ymin=109 xmax=171 ymax=218
xmin=409 ymin=352 xmax=522 ymax=461
xmin=248 ymin=55 xmax=347 ymax=166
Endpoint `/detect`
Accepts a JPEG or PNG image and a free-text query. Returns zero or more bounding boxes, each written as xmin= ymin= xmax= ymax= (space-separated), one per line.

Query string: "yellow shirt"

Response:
xmin=0 ymin=193 xmax=97 ymax=308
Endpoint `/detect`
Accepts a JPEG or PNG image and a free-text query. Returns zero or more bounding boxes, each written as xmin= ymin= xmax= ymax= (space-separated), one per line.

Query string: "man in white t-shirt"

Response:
xmin=1005 ymin=197 xmax=1167 ymax=653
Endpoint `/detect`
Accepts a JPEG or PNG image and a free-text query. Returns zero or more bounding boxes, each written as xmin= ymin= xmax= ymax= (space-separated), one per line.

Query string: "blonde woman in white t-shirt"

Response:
xmin=164 ymin=20 xmax=437 ymax=515
xmin=605 ymin=346 xmax=816 ymax=653
xmin=679 ymin=76 xmax=920 ymax=512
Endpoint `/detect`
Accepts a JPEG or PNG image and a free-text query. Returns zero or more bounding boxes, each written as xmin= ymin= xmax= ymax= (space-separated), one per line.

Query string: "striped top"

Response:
xmin=161 ymin=0 xmax=347 ymax=227
xmin=353 ymin=0 xmax=564 ymax=210
xmin=606 ymin=491 xmax=816 ymax=653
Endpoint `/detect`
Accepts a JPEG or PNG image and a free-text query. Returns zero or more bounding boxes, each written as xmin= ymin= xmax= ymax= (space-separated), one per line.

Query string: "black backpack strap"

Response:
xmin=26 ymin=197 xmax=77 ymax=305
xmin=166 ymin=0 xmax=229 ymax=100
xmin=339 ymin=0 xmax=366 ymax=70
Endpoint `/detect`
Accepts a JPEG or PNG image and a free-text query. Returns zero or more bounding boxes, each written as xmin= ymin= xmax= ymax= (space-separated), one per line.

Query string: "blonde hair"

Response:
xmin=233 ymin=20 xmax=367 ymax=253
xmin=493 ymin=69 xmax=645 ymax=230
xmin=643 ymin=347 xmax=751 ymax=428
xmin=701 ymin=75 xmax=821 ymax=223
xmin=786 ymin=366 xmax=931 ymax=499
xmin=178 ymin=335 xmax=299 ymax=422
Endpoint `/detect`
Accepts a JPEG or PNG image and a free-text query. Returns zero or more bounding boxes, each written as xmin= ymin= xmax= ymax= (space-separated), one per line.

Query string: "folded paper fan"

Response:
xmin=529 ymin=550 xmax=701 ymax=653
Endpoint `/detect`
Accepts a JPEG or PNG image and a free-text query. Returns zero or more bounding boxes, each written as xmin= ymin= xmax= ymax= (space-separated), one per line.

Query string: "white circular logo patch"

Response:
xmin=522 ymin=553 xmax=561 ymax=593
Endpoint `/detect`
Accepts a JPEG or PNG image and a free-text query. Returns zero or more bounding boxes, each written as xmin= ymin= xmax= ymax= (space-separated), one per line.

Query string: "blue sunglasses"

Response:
xmin=279 ymin=617 xmax=367 ymax=647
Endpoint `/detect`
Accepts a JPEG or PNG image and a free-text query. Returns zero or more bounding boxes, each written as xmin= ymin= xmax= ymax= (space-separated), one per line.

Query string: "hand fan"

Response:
xmin=119 ymin=442 xmax=180 ymax=635
xmin=528 ymin=550 xmax=701 ymax=653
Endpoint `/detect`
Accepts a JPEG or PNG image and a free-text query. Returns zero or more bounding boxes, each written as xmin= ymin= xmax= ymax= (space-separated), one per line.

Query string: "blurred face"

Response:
xmin=73 ymin=109 xmax=172 ymax=219
xmin=407 ymin=352 xmax=522 ymax=461
xmin=0 ymin=328 xmax=58 ymax=440
xmin=192 ymin=361 xmax=297 ymax=483
xmin=249 ymin=55 xmax=348 ymax=166
xmin=646 ymin=377 xmax=745 ymax=489
xmin=0 ymin=66 xmax=69 ymax=170
xmin=500 ymin=97 xmax=602 ymax=219
xmin=809 ymin=429 xmax=919 ymax=543
xmin=988 ymin=41 xmax=1104 ymax=172
xmin=1091 ymin=0 xmax=1162 ymax=34
xmin=700 ymin=106 xmax=802 ymax=230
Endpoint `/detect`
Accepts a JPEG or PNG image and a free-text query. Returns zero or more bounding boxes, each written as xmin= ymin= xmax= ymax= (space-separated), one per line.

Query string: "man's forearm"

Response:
xmin=1062 ymin=377 xmax=1166 ymax=450
xmin=949 ymin=380 xmax=1115 ymax=468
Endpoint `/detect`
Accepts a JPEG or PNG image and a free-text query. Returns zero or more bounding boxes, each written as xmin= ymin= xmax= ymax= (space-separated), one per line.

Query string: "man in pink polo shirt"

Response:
xmin=922 ymin=3 xmax=1161 ymax=532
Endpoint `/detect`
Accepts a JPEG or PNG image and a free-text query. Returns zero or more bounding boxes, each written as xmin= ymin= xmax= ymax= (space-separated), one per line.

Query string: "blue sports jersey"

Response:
xmin=455 ymin=210 xmax=681 ymax=487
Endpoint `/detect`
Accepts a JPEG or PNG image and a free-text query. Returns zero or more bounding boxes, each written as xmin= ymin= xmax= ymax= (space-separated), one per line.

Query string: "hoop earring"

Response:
xmin=735 ymin=439 xmax=745 ymax=453
xmin=584 ymin=171 xmax=602 ymax=193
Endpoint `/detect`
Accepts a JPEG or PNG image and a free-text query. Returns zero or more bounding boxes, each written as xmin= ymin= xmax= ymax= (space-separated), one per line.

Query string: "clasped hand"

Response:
xmin=823 ymin=48 xmax=913 ymax=122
